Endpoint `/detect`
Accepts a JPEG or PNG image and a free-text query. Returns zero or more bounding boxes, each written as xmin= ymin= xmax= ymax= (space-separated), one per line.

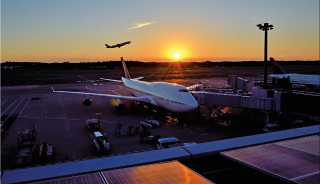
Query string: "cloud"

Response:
xmin=252 ymin=18 xmax=256 ymax=20
xmin=128 ymin=21 xmax=156 ymax=30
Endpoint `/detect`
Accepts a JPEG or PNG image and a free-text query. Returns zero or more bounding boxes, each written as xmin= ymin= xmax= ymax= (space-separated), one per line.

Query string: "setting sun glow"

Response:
xmin=1 ymin=1 xmax=319 ymax=62
xmin=161 ymin=43 xmax=193 ymax=61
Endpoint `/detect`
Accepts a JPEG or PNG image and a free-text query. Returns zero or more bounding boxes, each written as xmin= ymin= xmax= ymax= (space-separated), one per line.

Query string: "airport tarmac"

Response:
xmin=1 ymin=77 xmax=253 ymax=171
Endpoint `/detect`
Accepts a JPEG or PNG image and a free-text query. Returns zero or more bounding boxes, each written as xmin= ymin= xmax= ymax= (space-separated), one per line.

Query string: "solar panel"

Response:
xmin=32 ymin=173 xmax=105 ymax=184
xmin=221 ymin=143 xmax=320 ymax=183
xmin=275 ymin=135 xmax=319 ymax=156
xmin=293 ymin=172 xmax=320 ymax=184
xmin=31 ymin=161 xmax=212 ymax=184
xmin=101 ymin=161 xmax=213 ymax=184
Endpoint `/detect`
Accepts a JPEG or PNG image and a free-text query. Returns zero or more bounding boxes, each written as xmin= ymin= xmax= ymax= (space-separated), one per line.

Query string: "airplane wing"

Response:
xmin=100 ymin=78 xmax=123 ymax=83
xmin=52 ymin=87 xmax=152 ymax=103
xmin=118 ymin=41 xmax=131 ymax=47
xmin=132 ymin=77 xmax=143 ymax=80
xmin=186 ymin=81 xmax=203 ymax=91
xmin=105 ymin=44 xmax=117 ymax=48
xmin=100 ymin=77 xmax=143 ymax=82
xmin=106 ymin=42 xmax=130 ymax=48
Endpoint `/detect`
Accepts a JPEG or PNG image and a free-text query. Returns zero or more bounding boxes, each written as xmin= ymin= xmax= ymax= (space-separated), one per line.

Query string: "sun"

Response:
xmin=174 ymin=53 xmax=180 ymax=59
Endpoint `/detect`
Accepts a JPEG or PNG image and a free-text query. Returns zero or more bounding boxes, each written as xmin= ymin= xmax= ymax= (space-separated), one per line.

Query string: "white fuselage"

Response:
xmin=122 ymin=78 xmax=198 ymax=113
xmin=269 ymin=74 xmax=320 ymax=87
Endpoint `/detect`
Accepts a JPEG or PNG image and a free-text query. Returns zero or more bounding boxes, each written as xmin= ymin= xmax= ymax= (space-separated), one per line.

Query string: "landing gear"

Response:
xmin=130 ymin=101 xmax=136 ymax=109
xmin=195 ymin=106 xmax=201 ymax=117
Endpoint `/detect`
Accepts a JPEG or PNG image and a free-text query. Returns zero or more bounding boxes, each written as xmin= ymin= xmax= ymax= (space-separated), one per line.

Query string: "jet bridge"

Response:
xmin=192 ymin=87 xmax=320 ymax=119
xmin=191 ymin=90 xmax=282 ymax=112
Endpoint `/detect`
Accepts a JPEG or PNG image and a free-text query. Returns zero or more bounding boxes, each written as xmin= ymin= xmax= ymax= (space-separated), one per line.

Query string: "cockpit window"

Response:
xmin=179 ymin=89 xmax=189 ymax=92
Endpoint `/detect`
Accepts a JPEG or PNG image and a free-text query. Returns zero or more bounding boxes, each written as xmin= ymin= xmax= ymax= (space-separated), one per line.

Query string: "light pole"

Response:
xmin=257 ymin=23 xmax=273 ymax=88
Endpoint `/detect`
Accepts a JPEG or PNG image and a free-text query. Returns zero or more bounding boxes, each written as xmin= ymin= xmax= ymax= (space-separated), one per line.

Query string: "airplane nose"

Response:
xmin=189 ymin=100 xmax=199 ymax=111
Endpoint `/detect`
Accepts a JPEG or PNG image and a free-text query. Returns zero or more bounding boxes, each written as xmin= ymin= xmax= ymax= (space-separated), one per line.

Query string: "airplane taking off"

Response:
xmin=53 ymin=57 xmax=201 ymax=113
xmin=105 ymin=41 xmax=131 ymax=48
xmin=269 ymin=57 xmax=320 ymax=90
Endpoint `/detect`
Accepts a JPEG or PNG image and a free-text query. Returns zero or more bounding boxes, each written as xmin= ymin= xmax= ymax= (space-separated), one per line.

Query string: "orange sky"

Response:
xmin=1 ymin=1 xmax=319 ymax=62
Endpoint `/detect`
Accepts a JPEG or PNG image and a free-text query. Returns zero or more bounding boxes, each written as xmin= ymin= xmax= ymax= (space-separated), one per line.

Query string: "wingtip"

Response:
xmin=51 ymin=86 xmax=55 ymax=92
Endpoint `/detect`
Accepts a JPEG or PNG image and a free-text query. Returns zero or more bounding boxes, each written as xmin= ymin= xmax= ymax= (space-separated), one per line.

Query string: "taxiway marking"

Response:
xmin=1 ymin=100 xmax=17 ymax=116
xmin=18 ymin=99 xmax=30 ymax=117
xmin=1 ymin=100 xmax=8 ymax=105
xmin=2 ymin=99 xmax=24 ymax=124
xmin=18 ymin=116 xmax=119 ymax=124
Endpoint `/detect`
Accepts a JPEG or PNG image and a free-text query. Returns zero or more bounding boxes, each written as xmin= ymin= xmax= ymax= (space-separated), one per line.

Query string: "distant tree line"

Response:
xmin=1 ymin=60 xmax=319 ymax=70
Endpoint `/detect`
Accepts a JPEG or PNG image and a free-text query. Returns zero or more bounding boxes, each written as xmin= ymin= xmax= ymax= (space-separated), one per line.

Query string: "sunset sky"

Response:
xmin=1 ymin=0 xmax=319 ymax=62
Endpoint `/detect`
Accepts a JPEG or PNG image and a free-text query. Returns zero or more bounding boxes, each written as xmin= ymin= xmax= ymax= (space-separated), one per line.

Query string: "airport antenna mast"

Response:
xmin=257 ymin=22 xmax=274 ymax=88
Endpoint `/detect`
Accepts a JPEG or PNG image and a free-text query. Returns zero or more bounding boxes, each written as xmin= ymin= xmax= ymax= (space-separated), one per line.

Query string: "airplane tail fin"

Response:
xmin=121 ymin=57 xmax=131 ymax=79
xmin=270 ymin=57 xmax=285 ymax=74
xmin=105 ymin=44 xmax=110 ymax=48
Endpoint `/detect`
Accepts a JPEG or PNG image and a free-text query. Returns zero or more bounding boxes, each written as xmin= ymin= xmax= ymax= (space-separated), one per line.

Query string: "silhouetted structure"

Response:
xmin=257 ymin=22 xmax=274 ymax=88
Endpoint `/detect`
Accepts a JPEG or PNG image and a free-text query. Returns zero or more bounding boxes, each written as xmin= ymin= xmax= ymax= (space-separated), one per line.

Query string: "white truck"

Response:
xmin=92 ymin=132 xmax=110 ymax=151
xmin=156 ymin=137 xmax=184 ymax=150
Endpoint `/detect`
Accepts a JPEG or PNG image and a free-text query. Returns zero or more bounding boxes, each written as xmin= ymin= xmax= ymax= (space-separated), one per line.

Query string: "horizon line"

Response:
xmin=2 ymin=59 xmax=320 ymax=64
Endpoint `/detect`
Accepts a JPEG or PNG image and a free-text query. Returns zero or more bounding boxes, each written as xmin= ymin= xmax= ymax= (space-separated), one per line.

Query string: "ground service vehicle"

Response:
xmin=39 ymin=142 xmax=53 ymax=157
xmin=140 ymin=121 xmax=152 ymax=128
xmin=12 ymin=125 xmax=37 ymax=164
xmin=263 ymin=123 xmax=281 ymax=132
xmin=156 ymin=137 xmax=183 ymax=150
xmin=85 ymin=117 xmax=110 ymax=151
xmin=146 ymin=118 xmax=159 ymax=127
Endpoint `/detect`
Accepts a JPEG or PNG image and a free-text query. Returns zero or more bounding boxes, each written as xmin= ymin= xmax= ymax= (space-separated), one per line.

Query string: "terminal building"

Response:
xmin=192 ymin=76 xmax=320 ymax=125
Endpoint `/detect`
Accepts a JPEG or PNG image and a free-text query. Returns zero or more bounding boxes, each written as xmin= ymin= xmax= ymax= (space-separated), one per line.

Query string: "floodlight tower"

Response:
xmin=257 ymin=23 xmax=273 ymax=88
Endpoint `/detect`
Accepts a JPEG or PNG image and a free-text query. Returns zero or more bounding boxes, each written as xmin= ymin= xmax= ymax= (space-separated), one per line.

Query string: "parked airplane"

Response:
xmin=269 ymin=57 xmax=320 ymax=90
xmin=52 ymin=57 xmax=201 ymax=113
xmin=105 ymin=41 xmax=131 ymax=48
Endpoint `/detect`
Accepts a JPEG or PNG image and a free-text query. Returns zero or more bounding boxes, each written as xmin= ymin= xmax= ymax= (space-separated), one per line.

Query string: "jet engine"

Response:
xmin=114 ymin=98 xmax=126 ymax=111
xmin=82 ymin=98 xmax=92 ymax=106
